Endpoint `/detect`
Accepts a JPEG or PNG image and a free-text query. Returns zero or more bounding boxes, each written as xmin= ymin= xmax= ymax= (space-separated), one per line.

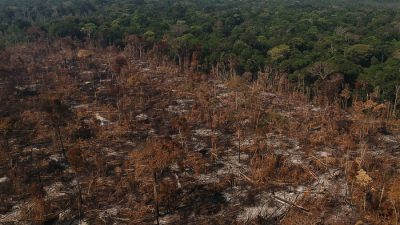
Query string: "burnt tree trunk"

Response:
xmin=154 ymin=170 xmax=159 ymax=225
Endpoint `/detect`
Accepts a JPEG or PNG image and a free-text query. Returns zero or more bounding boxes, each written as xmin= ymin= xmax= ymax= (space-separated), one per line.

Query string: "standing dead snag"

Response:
xmin=67 ymin=141 xmax=87 ymax=223
xmin=237 ymin=129 xmax=241 ymax=163
xmin=356 ymin=169 xmax=372 ymax=212
xmin=191 ymin=44 xmax=202 ymax=73
xmin=0 ymin=117 xmax=23 ymax=169
xmin=171 ymin=116 xmax=191 ymax=151
xmin=38 ymin=98 xmax=70 ymax=158
xmin=125 ymin=35 xmax=152 ymax=59
xmin=234 ymin=112 xmax=246 ymax=164
xmin=309 ymin=62 xmax=337 ymax=81
xmin=393 ymin=85 xmax=400 ymax=117
xmin=389 ymin=177 xmax=400 ymax=225
xmin=132 ymin=139 xmax=183 ymax=225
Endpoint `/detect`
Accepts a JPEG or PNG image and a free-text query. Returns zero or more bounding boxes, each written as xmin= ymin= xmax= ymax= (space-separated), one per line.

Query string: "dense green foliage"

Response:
xmin=2 ymin=0 xmax=400 ymax=102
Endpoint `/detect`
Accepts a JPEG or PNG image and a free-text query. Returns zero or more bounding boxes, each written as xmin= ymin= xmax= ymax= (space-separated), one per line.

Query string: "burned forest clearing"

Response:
xmin=1 ymin=40 xmax=400 ymax=225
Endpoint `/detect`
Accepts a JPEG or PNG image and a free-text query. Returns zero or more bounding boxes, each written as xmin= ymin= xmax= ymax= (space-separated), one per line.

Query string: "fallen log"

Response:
xmin=270 ymin=194 xmax=310 ymax=213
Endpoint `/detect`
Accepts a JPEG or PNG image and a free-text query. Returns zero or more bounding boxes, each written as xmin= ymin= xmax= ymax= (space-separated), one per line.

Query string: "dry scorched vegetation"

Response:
xmin=1 ymin=38 xmax=400 ymax=225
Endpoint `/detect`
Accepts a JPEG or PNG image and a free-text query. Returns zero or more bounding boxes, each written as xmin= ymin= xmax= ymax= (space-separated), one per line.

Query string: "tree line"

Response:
xmin=0 ymin=0 xmax=399 ymax=102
